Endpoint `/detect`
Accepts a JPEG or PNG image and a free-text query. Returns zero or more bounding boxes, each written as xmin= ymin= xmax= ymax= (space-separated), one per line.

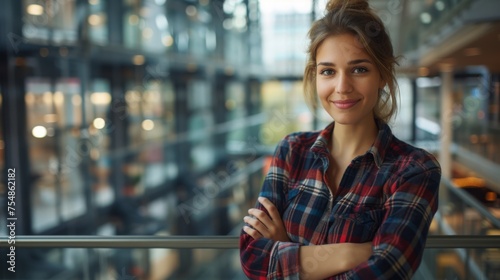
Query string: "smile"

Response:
xmin=332 ymin=99 xmax=359 ymax=109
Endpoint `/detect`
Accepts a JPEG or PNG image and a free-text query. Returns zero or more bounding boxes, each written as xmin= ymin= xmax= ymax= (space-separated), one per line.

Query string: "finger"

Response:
xmin=258 ymin=197 xmax=282 ymax=222
xmin=248 ymin=208 xmax=274 ymax=229
xmin=243 ymin=215 xmax=270 ymax=236
xmin=243 ymin=225 xmax=263 ymax=240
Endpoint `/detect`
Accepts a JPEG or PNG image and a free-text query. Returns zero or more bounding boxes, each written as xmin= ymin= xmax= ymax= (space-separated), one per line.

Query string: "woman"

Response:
xmin=239 ymin=0 xmax=441 ymax=279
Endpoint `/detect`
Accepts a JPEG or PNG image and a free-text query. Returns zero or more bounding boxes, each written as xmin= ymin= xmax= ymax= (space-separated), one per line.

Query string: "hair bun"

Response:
xmin=326 ymin=0 xmax=370 ymax=13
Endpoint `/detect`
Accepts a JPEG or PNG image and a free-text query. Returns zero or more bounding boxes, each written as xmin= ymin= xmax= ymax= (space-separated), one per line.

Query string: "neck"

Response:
xmin=330 ymin=118 xmax=378 ymax=159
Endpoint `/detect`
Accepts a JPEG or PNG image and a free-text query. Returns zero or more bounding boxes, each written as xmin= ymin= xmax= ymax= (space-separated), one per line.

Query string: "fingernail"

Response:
xmin=258 ymin=197 xmax=265 ymax=203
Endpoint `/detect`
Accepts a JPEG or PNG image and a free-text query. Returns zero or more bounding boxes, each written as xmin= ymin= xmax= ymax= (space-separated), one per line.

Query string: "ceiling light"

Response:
xmin=32 ymin=126 xmax=48 ymax=138
xmin=27 ymin=4 xmax=44 ymax=16
xmin=142 ymin=119 xmax=155 ymax=131
xmin=93 ymin=118 xmax=106 ymax=129
xmin=90 ymin=92 xmax=112 ymax=105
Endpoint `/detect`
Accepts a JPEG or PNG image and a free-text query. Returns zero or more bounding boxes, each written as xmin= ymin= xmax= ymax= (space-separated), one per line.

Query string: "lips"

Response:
xmin=332 ymin=99 xmax=359 ymax=109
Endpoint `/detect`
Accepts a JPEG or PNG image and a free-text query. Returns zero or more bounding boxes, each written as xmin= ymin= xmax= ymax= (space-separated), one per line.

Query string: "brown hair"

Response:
xmin=303 ymin=0 xmax=399 ymax=123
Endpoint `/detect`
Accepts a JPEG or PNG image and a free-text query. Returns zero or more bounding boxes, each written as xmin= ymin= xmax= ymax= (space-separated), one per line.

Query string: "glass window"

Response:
xmin=124 ymin=0 xmax=171 ymax=52
xmin=88 ymin=0 xmax=108 ymax=45
xmin=22 ymin=0 xmax=78 ymax=43
xmin=126 ymin=80 xmax=175 ymax=146
xmin=415 ymin=77 xmax=442 ymax=141
xmin=25 ymin=77 xmax=91 ymax=232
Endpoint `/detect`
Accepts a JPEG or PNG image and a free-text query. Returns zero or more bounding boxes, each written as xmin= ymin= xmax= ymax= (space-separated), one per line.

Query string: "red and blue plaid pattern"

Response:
xmin=240 ymin=120 xmax=441 ymax=279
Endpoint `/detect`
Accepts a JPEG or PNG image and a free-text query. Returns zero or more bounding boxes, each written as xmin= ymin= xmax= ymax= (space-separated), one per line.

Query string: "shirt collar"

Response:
xmin=310 ymin=119 xmax=393 ymax=168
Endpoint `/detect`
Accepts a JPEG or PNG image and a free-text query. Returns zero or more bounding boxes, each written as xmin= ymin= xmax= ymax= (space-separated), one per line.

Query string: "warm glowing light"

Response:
xmin=44 ymin=114 xmax=58 ymax=123
xmin=25 ymin=93 xmax=35 ymax=104
xmin=132 ymin=55 xmax=145 ymax=65
xmin=452 ymin=176 xmax=486 ymax=188
xmin=129 ymin=14 xmax=139 ymax=25
xmin=54 ymin=91 xmax=64 ymax=106
xmin=88 ymin=14 xmax=104 ymax=26
xmin=142 ymin=119 xmax=155 ymax=131
xmin=27 ymin=4 xmax=44 ymax=16
xmin=89 ymin=0 xmax=99 ymax=5
xmin=32 ymin=126 xmax=48 ymax=138
xmin=93 ymin=118 xmax=106 ymax=129
xmin=43 ymin=91 xmax=53 ymax=105
xmin=485 ymin=192 xmax=498 ymax=202
xmin=418 ymin=67 xmax=430 ymax=77
xmin=90 ymin=92 xmax=112 ymax=105
xmin=162 ymin=35 xmax=174 ymax=47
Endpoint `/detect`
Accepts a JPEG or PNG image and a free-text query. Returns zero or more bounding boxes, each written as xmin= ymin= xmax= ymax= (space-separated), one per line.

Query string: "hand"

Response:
xmin=243 ymin=197 xmax=290 ymax=242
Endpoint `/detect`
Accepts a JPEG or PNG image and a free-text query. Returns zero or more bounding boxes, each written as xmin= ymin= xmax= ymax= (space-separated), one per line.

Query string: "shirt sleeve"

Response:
xmin=346 ymin=163 xmax=441 ymax=280
xmin=239 ymin=137 xmax=302 ymax=280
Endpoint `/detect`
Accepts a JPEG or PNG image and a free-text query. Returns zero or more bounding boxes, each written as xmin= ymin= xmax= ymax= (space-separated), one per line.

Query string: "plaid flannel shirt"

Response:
xmin=240 ymin=120 xmax=441 ymax=279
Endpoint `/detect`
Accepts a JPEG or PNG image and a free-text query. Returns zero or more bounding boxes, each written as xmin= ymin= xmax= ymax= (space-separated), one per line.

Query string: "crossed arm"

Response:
xmin=243 ymin=197 xmax=372 ymax=280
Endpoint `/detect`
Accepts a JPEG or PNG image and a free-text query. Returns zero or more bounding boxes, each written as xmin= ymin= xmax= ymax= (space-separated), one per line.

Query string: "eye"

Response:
xmin=353 ymin=67 xmax=368 ymax=74
xmin=319 ymin=69 xmax=335 ymax=76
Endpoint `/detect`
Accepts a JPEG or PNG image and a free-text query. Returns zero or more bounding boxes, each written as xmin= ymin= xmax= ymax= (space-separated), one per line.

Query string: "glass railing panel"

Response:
xmin=417 ymin=247 xmax=500 ymax=280
xmin=0 ymin=247 xmax=246 ymax=280
xmin=2 ymin=236 xmax=500 ymax=280
xmin=438 ymin=178 xmax=500 ymax=237
xmin=0 ymin=241 xmax=500 ymax=280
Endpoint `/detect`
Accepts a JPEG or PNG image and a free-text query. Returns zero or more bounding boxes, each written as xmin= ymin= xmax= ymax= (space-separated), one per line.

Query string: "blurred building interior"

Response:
xmin=0 ymin=0 xmax=500 ymax=279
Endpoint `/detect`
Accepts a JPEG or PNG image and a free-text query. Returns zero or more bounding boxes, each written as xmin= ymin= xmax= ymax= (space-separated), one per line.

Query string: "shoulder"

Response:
xmin=387 ymin=136 xmax=441 ymax=175
xmin=272 ymin=130 xmax=322 ymax=160
xmin=280 ymin=130 xmax=321 ymax=148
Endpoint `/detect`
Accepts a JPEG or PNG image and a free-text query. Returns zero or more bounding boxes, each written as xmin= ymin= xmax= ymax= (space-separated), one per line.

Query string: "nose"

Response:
xmin=336 ymin=73 xmax=353 ymax=94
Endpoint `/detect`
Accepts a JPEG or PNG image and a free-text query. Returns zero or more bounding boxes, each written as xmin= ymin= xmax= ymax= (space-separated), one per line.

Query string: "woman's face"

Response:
xmin=315 ymin=33 xmax=384 ymax=126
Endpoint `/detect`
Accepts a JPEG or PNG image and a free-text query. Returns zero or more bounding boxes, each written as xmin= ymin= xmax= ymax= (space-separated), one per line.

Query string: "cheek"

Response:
xmin=316 ymin=80 xmax=331 ymax=99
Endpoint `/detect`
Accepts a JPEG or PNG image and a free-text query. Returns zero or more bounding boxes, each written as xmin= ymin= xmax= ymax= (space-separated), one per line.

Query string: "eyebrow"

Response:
xmin=317 ymin=59 xmax=373 ymax=67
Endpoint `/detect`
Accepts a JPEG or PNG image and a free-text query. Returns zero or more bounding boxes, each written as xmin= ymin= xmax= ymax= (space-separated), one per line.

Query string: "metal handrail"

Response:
xmin=1 ymin=235 xmax=500 ymax=249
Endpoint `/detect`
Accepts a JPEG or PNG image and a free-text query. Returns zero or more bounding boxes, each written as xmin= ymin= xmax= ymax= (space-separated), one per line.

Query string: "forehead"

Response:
xmin=316 ymin=34 xmax=370 ymax=60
